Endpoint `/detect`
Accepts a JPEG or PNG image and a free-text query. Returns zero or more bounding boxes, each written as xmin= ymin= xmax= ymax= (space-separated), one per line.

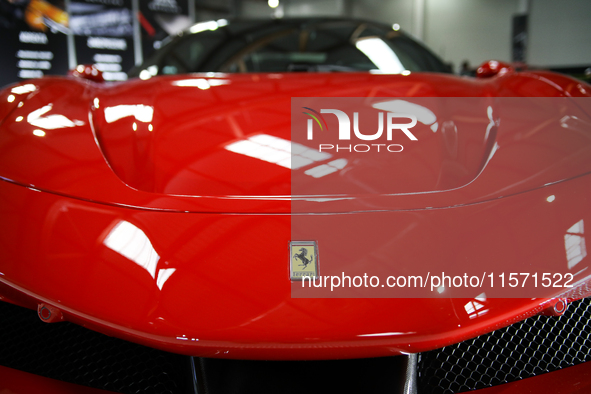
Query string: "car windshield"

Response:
xmin=129 ymin=19 xmax=451 ymax=77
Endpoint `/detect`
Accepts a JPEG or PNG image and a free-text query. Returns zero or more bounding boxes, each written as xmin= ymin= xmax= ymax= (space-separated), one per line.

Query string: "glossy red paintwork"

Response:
xmin=0 ymin=365 xmax=115 ymax=394
xmin=476 ymin=60 xmax=514 ymax=78
xmin=0 ymin=70 xmax=590 ymax=359
xmin=68 ymin=64 xmax=105 ymax=83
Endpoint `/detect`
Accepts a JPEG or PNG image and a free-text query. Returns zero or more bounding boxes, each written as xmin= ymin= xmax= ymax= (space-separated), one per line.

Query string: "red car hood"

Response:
xmin=0 ymin=73 xmax=591 ymax=359
xmin=2 ymin=72 xmax=591 ymax=213
xmin=91 ymin=74 xmax=500 ymax=199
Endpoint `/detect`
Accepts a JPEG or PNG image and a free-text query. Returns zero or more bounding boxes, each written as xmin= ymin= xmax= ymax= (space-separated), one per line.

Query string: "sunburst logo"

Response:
xmin=302 ymin=107 xmax=328 ymax=139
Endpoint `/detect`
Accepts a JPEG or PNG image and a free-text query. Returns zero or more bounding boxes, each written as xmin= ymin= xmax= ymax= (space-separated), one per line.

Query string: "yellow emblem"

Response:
xmin=290 ymin=241 xmax=318 ymax=280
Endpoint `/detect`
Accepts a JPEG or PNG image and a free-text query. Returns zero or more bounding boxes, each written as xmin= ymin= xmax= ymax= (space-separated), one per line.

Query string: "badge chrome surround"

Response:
xmin=289 ymin=241 xmax=318 ymax=281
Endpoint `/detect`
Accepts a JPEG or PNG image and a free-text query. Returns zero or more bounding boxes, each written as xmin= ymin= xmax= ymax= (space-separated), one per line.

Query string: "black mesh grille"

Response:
xmin=0 ymin=301 xmax=194 ymax=394
xmin=418 ymin=297 xmax=591 ymax=394
xmin=5 ymin=297 xmax=590 ymax=394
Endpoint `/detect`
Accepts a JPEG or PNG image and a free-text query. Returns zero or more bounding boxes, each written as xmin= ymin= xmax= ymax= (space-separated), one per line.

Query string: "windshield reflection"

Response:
xmin=355 ymin=37 xmax=406 ymax=74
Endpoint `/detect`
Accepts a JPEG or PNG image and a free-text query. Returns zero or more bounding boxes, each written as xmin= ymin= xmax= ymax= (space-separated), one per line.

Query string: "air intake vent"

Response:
xmin=418 ymin=297 xmax=591 ymax=393
xmin=0 ymin=301 xmax=194 ymax=394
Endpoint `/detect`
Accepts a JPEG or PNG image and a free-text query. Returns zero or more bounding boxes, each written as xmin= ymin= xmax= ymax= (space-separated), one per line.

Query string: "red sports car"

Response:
xmin=1 ymin=18 xmax=591 ymax=394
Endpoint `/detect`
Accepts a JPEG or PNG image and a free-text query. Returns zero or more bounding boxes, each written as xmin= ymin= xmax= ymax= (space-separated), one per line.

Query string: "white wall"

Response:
xmin=350 ymin=0 xmax=520 ymax=70
xmin=241 ymin=1 xmax=277 ymax=18
xmin=350 ymin=0 xmax=414 ymax=32
xmin=286 ymin=0 xmax=344 ymax=16
xmin=528 ymin=0 xmax=591 ymax=67
xmin=352 ymin=0 xmax=591 ymax=70
xmin=424 ymin=0 xmax=517 ymax=69
xmin=241 ymin=0 xmax=344 ymax=18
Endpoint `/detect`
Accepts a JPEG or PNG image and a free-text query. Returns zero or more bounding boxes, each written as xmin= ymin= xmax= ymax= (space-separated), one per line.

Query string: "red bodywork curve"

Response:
xmin=0 ymin=365 xmax=114 ymax=394
xmin=3 ymin=361 xmax=591 ymax=394
xmin=0 ymin=71 xmax=590 ymax=359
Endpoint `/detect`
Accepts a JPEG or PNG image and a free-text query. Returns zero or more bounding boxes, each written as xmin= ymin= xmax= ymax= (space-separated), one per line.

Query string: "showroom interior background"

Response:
xmin=0 ymin=0 xmax=589 ymax=88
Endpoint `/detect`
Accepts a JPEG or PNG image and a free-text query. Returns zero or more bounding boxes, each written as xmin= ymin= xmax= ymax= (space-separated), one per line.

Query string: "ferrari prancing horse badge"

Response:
xmin=290 ymin=241 xmax=318 ymax=281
